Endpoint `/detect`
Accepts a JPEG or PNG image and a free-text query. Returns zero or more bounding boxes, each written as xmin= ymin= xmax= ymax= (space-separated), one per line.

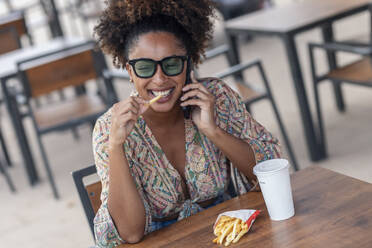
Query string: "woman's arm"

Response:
xmin=107 ymin=97 xmax=150 ymax=243
xmin=95 ymin=96 xmax=150 ymax=244
xmin=201 ymin=127 xmax=256 ymax=182
xmin=107 ymin=144 xmax=146 ymax=243
xmin=181 ymin=74 xmax=280 ymax=182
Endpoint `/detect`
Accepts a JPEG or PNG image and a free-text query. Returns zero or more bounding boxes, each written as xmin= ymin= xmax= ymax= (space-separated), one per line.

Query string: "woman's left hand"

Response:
xmin=180 ymin=71 xmax=217 ymax=136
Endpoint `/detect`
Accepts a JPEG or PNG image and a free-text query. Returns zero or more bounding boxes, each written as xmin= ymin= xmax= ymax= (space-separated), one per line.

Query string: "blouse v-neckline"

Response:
xmin=138 ymin=115 xmax=193 ymax=198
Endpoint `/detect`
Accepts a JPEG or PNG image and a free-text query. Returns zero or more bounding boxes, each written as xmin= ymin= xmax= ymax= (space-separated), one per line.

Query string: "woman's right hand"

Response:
xmin=109 ymin=96 xmax=149 ymax=148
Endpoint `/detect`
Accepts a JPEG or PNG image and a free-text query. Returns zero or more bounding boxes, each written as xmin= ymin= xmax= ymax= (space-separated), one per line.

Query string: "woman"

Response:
xmin=93 ymin=0 xmax=281 ymax=246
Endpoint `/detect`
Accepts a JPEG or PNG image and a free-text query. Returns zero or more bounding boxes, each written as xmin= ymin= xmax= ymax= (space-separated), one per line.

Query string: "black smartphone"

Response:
xmin=182 ymin=58 xmax=192 ymax=119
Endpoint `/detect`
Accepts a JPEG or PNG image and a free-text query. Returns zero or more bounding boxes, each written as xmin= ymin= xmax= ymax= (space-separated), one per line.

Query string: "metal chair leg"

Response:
xmin=0 ymin=128 xmax=12 ymax=166
xmin=314 ymin=81 xmax=328 ymax=157
xmin=0 ymin=160 xmax=16 ymax=192
xmin=257 ymin=62 xmax=300 ymax=171
xmin=35 ymin=134 xmax=60 ymax=199
xmin=268 ymin=97 xmax=299 ymax=171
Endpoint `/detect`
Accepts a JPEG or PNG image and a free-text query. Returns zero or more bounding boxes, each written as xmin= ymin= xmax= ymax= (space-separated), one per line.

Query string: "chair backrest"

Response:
xmin=0 ymin=11 xmax=28 ymax=38
xmin=72 ymin=164 xmax=102 ymax=237
xmin=0 ymin=27 xmax=21 ymax=54
xmin=17 ymin=41 xmax=109 ymax=99
xmin=39 ymin=0 xmax=64 ymax=37
xmin=202 ymin=44 xmax=264 ymax=102
xmin=204 ymin=44 xmax=230 ymax=61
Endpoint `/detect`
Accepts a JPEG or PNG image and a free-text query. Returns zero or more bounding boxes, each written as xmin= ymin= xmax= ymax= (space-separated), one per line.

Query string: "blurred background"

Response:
xmin=1 ymin=0 xmax=371 ymax=247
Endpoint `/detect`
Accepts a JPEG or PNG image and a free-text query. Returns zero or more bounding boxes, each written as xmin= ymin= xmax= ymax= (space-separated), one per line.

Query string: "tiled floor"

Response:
xmin=1 ymin=2 xmax=372 ymax=248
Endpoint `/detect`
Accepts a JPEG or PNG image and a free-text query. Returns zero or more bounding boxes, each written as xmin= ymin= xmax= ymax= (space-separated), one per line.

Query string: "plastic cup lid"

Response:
xmin=253 ymin=159 xmax=289 ymax=176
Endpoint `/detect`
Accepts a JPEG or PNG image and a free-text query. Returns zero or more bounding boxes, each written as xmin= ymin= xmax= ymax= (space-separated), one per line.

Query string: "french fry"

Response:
xmin=214 ymin=217 xmax=229 ymax=235
xmin=214 ymin=224 xmax=223 ymax=236
xmin=213 ymin=237 xmax=219 ymax=243
xmin=148 ymin=95 xmax=162 ymax=105
xmin=213 ymin=210 xmax=260 ymax=246
xmin=213 ymin=216 xmax=251 ymax=246
xmin=226 ymin=219 xmax=241 ymax=243
xmin=218 ymin=221 xmax=234 ymax=244
xmin=232 ymin=223 xmax=248 ymax=243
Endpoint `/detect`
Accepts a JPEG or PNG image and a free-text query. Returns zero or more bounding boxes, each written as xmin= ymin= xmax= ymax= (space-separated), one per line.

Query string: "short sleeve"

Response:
xmin=92 ymin=111 xmax=152 ymax=247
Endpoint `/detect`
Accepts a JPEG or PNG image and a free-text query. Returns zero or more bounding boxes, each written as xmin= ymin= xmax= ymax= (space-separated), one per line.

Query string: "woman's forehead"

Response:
xmin=129 ymin=32 xmax=186 ymax=60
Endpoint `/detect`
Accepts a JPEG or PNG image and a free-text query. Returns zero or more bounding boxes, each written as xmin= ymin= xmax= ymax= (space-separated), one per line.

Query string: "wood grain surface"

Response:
xmin=328 ymin=57 xmax=372 ymax=85
xmin=120 ymin=166 xmax=372 ymax=248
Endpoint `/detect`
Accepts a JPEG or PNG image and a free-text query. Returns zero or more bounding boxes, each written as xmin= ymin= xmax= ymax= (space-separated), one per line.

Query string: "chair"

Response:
xmin=72 ymin=164 xmax=101 ymax=238
xmin=0 ymin=124 xmax=12 ymax=167
xmin=0 ymin=26 xmax=21 ymax=54
xmin=308 ymin=40 xmax=372 ymax=157
xmin=5 ymin=1 xmax=64 ymax=38
xmin=14 ymin=41 xmax=117 ymax=199
xmin=39 ymin=0 xmax=64 ymax=38
xmin=0 ymin=160 xmax=16 ymax=192
xmin=0 ymin=123 xmax=16 ymax=192
xmin=0 ymin=27 xmax=19 ymax=168
xmin=0 ymin=10 xmax=33 ymax=45
xmin=204 ymin=45 xmax=299 ymax=171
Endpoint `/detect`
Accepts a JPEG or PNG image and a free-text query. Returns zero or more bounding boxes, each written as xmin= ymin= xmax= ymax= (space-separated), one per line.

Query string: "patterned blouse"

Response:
xmin=92 ymin=78 xmax=281 ymax=247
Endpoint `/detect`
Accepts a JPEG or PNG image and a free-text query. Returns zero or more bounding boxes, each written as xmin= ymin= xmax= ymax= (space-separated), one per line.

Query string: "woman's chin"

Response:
xmin=150 ymin=100 xmax=180 ymax=113
xmin=150 ymin=104 xmax=174 ymax=113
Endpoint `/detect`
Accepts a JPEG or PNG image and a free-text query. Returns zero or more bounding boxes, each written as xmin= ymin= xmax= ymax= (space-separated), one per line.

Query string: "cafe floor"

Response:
xmin=1 ymin=8 xmax=372 ymax=248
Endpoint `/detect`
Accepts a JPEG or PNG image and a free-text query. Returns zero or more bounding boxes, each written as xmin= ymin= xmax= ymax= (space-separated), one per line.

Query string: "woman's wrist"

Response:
xmin=201 ymin=124 xmax=222 ymax=141
xmin=108 ymin=142 xmax=124 ymax=153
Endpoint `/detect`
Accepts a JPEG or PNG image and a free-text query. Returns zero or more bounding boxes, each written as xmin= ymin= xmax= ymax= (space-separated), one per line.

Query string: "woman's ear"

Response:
xmin=125 ymin=63 xmax=134 ymax=80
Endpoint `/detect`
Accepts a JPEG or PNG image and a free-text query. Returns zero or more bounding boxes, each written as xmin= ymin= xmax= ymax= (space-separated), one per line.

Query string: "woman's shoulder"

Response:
xmin=93 ymin=107 xmax=114 ymax=138
xmin=96 ymin=107 xmax=113 ymax=125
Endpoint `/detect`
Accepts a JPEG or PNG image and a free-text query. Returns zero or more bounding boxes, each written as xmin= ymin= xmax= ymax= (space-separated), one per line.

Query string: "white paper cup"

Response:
xmin=253 ymin=159 xmax=295 ymax=221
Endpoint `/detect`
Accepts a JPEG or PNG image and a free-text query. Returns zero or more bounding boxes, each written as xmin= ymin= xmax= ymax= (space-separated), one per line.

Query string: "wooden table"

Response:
xmin=0 ymin=36 xmax=89 ymax=185
xmin=225 ymin=0 xmax=372 ymax=162
xmin=121 ymin=166 xmax=372 ymax=247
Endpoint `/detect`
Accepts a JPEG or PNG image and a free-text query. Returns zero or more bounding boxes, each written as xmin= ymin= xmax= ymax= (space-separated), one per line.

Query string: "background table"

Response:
xmin=225 ymin=0 xmax=371 ymax=161
xmin=121 ymin=166 xmax=372 ymax=247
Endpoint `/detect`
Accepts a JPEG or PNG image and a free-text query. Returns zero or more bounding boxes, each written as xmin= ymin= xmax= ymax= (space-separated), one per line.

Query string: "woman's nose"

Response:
xmin=152 ymin=64 xmax=167 ymax=82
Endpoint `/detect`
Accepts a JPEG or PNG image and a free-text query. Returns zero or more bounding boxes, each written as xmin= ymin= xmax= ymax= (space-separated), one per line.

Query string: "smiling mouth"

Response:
xmin=149 ymin=88 xmax=174 ymax=98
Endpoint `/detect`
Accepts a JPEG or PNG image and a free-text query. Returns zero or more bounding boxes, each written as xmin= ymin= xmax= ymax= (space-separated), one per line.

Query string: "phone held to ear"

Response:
xmin=182 ymin=58 xmax=192 ymax=119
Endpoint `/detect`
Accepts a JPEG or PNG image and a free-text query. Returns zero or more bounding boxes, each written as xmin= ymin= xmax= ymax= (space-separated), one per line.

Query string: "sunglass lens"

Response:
xmin=162 ymin=57 xmax=183 ymax=76
xmin=134 ymin=60 xmax=156 ymax=78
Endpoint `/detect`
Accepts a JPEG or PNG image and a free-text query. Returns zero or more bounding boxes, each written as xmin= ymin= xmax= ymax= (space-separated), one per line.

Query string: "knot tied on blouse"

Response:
xmin=177 ymin=199 xmax=204 ymax=220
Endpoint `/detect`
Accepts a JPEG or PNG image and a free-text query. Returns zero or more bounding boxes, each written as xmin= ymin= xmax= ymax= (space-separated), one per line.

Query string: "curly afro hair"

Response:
xmin=94 ymin=0 xmax=216 ymax=68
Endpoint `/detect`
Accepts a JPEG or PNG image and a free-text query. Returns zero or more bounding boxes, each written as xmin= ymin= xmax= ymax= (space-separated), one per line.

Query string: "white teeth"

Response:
xmin=152 ymin=89 xmax=172 ymax=97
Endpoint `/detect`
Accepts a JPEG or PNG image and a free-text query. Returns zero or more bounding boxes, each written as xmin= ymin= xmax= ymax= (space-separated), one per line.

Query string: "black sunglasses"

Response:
xmin=128 ymin=55 xmax=188 ymax=78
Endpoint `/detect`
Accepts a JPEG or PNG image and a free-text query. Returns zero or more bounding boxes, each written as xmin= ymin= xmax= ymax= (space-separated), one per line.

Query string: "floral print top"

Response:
xmin=92 ymin=78 xmax=281 ymax=247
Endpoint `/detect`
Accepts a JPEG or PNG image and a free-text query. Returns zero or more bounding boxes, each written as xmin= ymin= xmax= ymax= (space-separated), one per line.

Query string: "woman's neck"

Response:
xmin=142 ymin=105 xmax=184 ymax=130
